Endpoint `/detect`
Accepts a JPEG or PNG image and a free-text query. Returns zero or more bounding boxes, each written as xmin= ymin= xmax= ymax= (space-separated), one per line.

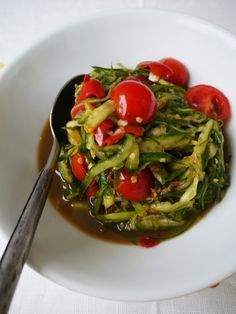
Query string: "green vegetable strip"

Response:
xmin=148 ymin=120 xmax=215 ymax=213
xmin=112 ymin=169 xmax=120 ymax=190
xmin=136 ymin=215 xmax=185 ymax=230
xmin=84 ymin=100 xmax=116 ymax=133
xmin=132 ymin=202 xmax=148 ymax=217
xmin=86 ymin=134 xmax=106 ymax=160
xmin=152 ymin=134 xmax=192 ymax=150
xmin=57 ymin=159 xmax=73 ymax=184
xmin=125 ymin=141 xmax=140 ymax=171
xmin=140 ymin=152 xmax=175 ymax=163
xmin=194 ymin=120 xmax=214 ymax=160
xmin=100 ymin=171 xmax=115 ymax=209
xmin=102 ymin=144 xmax=121 ymax=153
xmin=97 ymin=211 xmax=135 ymax=222
xmin=92 ymin=187 xmax=105 ymax=214
xmin=78 ymin=135 xmax=135 ymax=198
xmin=149 ymin=199 xmax=194 ymax=213
xmin=121 ymin=215 xmax=192 ymax=236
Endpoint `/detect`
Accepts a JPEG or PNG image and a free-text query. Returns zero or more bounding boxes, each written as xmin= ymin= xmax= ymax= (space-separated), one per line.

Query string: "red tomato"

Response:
xmin=83 ymin=74 xmax=90 ymax=82
xmin=117 ymin=168 xmax=154 ymax=202
xmin=71 ymin=104 xmax=85 ymax=118
xmin=77 ymin=77 xmax=106 ymax=103
xmin=85 ymin=183 xmax=98 ymax=197
xmin=159 ymin=57 xmax=189 ymax=87
xmin=94 ymin=119 xmax=114 ymax=146
xmin=103 ymin=131 xmax=125 ymax=146
xmin=138 ymin=61 xmax=173 ymax=81
xmin=71 ymin=153 xmax=87 ymax=181
xmin=138 ymin=236 xmax=160 ymax=248
xmin=110 ymin=80 xmax=157 ymax=124
xmin=103 ymin=125 xmax=144 ymax=146
xmin=124 ymin=125 xmax=144 ymax=137
xmin=123 ymin=75 xmax=150 ymax=85
xmin=185 ymin=84 xmax=231 ymax=120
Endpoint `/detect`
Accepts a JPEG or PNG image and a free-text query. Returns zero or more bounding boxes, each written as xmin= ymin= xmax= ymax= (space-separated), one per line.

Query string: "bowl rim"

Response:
xmin=1 ymin=6 xmax=236 ymax=81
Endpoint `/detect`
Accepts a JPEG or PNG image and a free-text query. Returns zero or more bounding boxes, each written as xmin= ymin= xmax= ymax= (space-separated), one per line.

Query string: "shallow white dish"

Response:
xmin=0 ymin=9 xmax=235 ymax=301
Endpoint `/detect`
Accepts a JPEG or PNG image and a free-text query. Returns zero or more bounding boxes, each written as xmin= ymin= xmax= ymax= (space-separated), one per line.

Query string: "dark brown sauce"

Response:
xmin=37 ymin=119 xmax=138 ymax=244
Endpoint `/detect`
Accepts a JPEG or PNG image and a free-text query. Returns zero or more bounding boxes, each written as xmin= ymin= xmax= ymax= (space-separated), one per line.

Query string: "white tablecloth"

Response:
xmin=1 ymin=0 xmax=236 ymax=313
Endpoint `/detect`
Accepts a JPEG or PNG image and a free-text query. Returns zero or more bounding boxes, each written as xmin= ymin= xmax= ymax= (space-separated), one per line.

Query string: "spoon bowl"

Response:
xmin=51 ymin=75 xmax=84 ymax=143
xmin=0 ymin=74 xmax=84 ymax=314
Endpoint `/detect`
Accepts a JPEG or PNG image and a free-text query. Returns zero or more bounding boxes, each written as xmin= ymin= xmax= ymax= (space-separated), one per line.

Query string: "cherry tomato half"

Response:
xmin=77 ymin=77 xmax=106 ymax=103
xmin=103 ymin=125 xmax=144 ymax=146
xmin=185 ymin=84 xmax=231 ymax=120
xmin=85 ymin=183 xmax=99 ymax=197
xmin=138 ymin=236 xmax=161 ymax=248
xmin=117 ymin=168 xmax=154 ymax=202
xmin=138 ymin=61 xmax=173 ymax=81
xmin=123 ymin=75 xmax=150 ymax=85
xmin=103 ymin=132 xmax=124 ymax=146
xmin=124 ymin=125 xmax=144 ymax=137
xmin=71 ymin=153 xmax=87 ymax=181
xmin=71 ymin=104 xmax=85 ymax=118
xmin=94 ymin=119 xmax=114 ymax=146
xmin=110 ymin=80 xmax=157 ymax=124
xmin=159 ymin=57 xmax=189 ymax=87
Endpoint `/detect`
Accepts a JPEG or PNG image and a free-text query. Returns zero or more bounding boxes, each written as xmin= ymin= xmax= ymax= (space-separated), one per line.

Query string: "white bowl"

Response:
xmin=0 ymin=9 xmax=235 ymax=301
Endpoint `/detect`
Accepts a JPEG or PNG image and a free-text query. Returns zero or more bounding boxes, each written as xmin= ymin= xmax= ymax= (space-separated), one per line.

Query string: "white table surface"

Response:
xmin=1 ymin=0 xmax=236 ymax=313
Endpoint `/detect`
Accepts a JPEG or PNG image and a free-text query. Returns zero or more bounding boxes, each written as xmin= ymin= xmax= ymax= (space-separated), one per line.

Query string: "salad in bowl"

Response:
xmin=43 ymin=58 xmax=231 ymax=247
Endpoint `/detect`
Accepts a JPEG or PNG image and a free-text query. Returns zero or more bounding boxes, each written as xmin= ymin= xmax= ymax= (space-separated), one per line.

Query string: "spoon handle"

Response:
xmin=0 ymin=142 xmax=59 ymax=314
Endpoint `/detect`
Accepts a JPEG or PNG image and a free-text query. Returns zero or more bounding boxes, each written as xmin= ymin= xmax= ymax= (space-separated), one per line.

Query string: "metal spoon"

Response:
xmin=0 ymin=74 xmax=84 ymax=314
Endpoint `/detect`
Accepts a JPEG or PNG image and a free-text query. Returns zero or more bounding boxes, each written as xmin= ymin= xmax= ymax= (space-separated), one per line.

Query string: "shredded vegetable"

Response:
xmin=57 ymin=62 xmax=230 ymax=245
